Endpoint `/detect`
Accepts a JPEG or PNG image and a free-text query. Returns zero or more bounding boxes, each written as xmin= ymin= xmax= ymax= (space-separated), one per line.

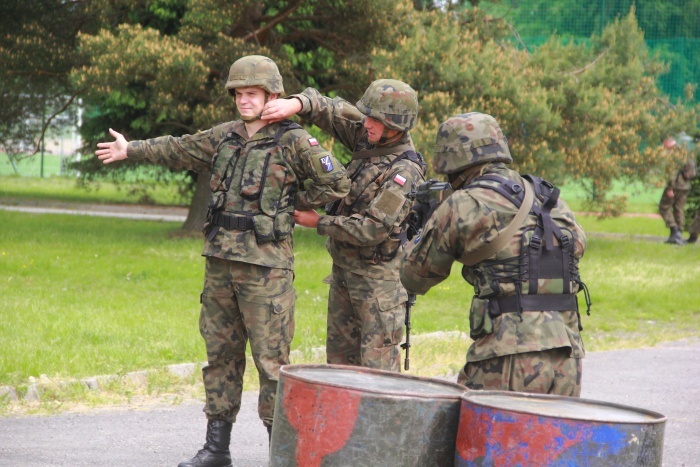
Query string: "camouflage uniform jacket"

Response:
xmin=668 ymin=150 xmax=698 ymax=191
xmin=126 ymin=119 xmax=349 ymax=270
xmin=401 ymin=163 xmax=587 ymax=362
xmin=291 ymin=87 xmax=426 ymax=280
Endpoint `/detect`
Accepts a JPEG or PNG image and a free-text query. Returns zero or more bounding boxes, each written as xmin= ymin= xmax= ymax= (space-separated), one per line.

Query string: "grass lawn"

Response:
xmin=1 ymin=175 xmax=698 ymax=413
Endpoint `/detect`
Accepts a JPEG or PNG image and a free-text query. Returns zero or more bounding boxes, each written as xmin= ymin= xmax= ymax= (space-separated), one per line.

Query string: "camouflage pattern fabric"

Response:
xmin=293 ymin=87 xmax=426 ymax=280
xmin=432 ymin=112 xmax=513 ymax=175
xmin=659 ymin=186 xmax=689 ymax=230
xmin=401 ymin=163 xmax=586 ymax=394
xmin=458 ymin=348 xmax=582 ymax=397
xmin=291 ymin=87 xmax=425 ymax=370
xmin=326 ymin=265 xmax=408 ymax=371
xmin=127 ymin=119 xmax=349 ymax=270
xmin=199 ymin=257 xmax=295 ymax=426
xmin=689 ymin=210 xmax=700 ymax=235
xmin=355 ymin=79 xmax=419 ymax=132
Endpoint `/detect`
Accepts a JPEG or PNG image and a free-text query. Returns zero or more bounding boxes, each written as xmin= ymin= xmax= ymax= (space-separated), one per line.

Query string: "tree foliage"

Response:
xmin=372 ymin=5 xmax=699 ymax=214
xmin=2 ymin=0 xmax=700 ymax=219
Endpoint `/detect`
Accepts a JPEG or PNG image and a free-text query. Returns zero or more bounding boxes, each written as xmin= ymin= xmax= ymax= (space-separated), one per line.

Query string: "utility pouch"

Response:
xmin=252 ymin=215 xmax=276 ymax=243
xmin=240 ymin=151 xmax=270 ymax=199
xmin=469 ymin=296 xmax=494 ymax=340
xmin=273 ymin=212 xmax=293 ymax=241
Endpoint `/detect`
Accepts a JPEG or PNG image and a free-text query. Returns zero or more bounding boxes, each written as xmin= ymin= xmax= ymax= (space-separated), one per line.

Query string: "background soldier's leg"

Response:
xmin=200 ymin=257 xmax=247 ymax=424
xmin=459 ymin=355 xmax=510 ymax=390
xmin=659 ymin=189 xmax=677 ymax=228
xmin=326 ymin=266 xmax=361 ymax=365
xmin=235 ymin=263 xmax=295 ymax=428
xmin=674 ymin=189 xmax=690 ymax=230
xmin=346 ymin=273 xmax=406 ymax=372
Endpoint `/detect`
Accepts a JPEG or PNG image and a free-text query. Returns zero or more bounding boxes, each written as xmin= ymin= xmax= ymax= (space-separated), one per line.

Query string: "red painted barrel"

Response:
xmin=269 ymin=364 xmax=467 ymax=467
xmin=455 ymin=390 xmax=667 ymax=466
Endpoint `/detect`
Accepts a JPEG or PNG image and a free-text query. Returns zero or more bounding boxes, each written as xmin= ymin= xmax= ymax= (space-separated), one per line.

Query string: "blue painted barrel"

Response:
xmin=455 ymin=390 xmax=667 ymax=466
xmin=269 ymin=364 xmax=466 ymax=467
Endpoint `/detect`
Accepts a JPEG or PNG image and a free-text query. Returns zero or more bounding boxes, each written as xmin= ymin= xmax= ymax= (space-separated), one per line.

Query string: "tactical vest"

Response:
xmin=326 ymin=150 xmax=425 ymax=263
xmin=465 ymin=173 xmax=591 ymax=328
xmin=205 ymin=121 xmax=302 ymax=243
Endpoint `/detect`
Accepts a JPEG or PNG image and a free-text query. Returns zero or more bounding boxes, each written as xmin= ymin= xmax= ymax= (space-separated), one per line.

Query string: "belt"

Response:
xmin=211 ymin=212 xmax=254 ymax=231
xmin=488 ymin=294 xmax=577 ymax=317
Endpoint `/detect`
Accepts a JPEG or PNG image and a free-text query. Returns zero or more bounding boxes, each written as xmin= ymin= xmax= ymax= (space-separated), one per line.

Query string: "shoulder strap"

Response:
xmin=463 ymin=179 xmax=534 ymax=267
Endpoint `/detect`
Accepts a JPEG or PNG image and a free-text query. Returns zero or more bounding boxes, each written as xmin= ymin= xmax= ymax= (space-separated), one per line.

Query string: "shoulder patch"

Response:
xmin=319 ymin=154 xmax=335 ymax=173
xmin=308 ymin=137 xmax=319 ymax=146
xmin=393 ymin=174 xmax=407 ymax=186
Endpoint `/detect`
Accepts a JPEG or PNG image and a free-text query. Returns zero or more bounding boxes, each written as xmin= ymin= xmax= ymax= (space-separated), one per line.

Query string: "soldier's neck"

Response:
xmin=244 ymin=119 xmax=268 ymax=137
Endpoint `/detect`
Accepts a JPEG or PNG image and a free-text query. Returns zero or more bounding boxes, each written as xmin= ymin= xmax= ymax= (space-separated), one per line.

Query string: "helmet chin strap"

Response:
xmin=375 ymin=128 xmax=403 ymax=146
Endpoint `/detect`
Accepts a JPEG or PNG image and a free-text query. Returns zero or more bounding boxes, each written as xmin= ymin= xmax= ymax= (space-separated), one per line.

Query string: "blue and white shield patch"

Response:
xmin=320 ymin=155 xmax=334 ymax=173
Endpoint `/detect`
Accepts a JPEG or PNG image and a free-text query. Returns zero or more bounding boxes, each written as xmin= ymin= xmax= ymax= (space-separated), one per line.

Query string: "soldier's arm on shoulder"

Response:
xmin=126 ymin=126 xmax=219 ymax=173
xmin=294 ymin=87 xmax=364 ymax=151
xmin=291 ymin=131 xmax=350 ymax=210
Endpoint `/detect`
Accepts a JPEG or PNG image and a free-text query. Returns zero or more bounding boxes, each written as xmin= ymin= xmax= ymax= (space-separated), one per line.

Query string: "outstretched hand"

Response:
xmin=95 ymin=129 xmax=129 ymax=164
xmin=262 ymin=98 xmax=302 ymax=123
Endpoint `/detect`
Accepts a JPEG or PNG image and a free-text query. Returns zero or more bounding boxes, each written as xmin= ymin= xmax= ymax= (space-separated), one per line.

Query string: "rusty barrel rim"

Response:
xmin=461 ymin=390 xmax=667 ymax=424
xmin=280 ymin=363 xmax=467 ymax=400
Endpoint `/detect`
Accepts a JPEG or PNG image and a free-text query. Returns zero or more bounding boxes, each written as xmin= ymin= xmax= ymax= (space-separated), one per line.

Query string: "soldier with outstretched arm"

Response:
xmin=96 ymin=55 xmax=349 ymax=467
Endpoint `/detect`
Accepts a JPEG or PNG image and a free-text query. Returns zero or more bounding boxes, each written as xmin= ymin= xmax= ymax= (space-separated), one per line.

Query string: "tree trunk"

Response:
xmin=180 ymin=172 xmax=210 ymax=235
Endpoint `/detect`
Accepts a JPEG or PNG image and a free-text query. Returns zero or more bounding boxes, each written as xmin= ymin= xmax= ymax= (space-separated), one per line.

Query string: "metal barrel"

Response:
xmin=269 ymin=364 xmax=467 ymax=467
xmin=455 ymin=390 xmax=667 ymax=466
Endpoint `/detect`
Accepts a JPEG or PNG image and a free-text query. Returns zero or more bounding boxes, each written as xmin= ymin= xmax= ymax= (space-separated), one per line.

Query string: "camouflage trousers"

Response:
xmin=326 ymin=264 xmax=407 ymax=372
xmin=689 ymin=210 xmax=700 ymax=235
xmin=659 ymin=187 xmax=689 ymax=230
xmin=458 ymin=347 xmax=582 ymax=397
xmin=199 ymin=257 xmax=295 ymax=427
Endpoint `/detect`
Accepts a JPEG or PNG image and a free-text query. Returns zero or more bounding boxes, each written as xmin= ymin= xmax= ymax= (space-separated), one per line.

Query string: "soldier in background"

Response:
xmin=659 ymin=134 xmax=697 ymax=245
xmin=262 ymin=79 xmax=426 ymax=372
xmin=96 ymin=55 xmax=349 ymax=467
xmin=401 ymin=112 xmax=589 ymax=396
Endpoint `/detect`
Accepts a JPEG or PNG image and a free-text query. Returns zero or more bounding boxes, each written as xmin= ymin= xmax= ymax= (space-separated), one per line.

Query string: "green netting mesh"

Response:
xmin=481 ymin=0 xmax=700 ymax=102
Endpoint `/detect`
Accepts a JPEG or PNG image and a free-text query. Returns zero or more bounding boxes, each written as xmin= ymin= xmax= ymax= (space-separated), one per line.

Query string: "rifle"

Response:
xmin=402 ymin=179 xmax=452 ymax=370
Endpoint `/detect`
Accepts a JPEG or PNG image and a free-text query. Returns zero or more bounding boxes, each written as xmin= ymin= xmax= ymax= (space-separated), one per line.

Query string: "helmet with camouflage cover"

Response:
xmin=225 ymin=55 xmax=284 ymax=95
xmin=432 ymin=112 xmax=513 ymax=175
xmin=356 ymin=79 xmax=418 ymax=132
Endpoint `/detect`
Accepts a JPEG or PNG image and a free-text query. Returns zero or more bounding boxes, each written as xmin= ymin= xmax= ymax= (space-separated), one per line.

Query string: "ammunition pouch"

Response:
xmin=469 ymin=296 xmax=493 ymax=340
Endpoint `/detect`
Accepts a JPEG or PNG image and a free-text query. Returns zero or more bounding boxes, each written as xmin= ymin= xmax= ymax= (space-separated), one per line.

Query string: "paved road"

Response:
xmin=1 ymin=339 xmax=698 ymax=466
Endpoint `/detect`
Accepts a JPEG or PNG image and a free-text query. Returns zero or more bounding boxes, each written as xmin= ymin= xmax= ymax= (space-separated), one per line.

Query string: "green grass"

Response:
xmin=1 ymin=174 xmax=698 ymax=413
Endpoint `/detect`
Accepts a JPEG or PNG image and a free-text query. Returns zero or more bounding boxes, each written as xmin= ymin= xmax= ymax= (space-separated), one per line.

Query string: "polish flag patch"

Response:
xmin=393 ymin=174 xmax=407 ymax=186
xmin=308 ymin=137 xmax=319 ymax=146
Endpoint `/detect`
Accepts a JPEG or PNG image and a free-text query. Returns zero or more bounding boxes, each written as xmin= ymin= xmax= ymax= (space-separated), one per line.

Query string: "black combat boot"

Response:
xmin=688 ymin=232 xmax=698 ymax=244
xmin=665 ymin=227 xmax=684 ymax=245
xmin=178 ymin=419 xmax=233 ymax=467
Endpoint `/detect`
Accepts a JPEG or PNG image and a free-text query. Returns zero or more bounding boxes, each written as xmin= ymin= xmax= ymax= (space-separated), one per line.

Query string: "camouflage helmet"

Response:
xmin=356 ymin=79 xmax=418 ymax=132
xmin=432 ymin=112 xmax=513 ymax=175
xmin=225 ymin=55 xmax=284 ymax=95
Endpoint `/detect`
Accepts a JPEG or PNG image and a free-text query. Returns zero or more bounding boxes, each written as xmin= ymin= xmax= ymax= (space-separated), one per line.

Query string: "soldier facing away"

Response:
xmin=400 ymin=112 xmax=590 ymax=396
xmin=95 ymin=55 xmax=350 ymax=467
xmin=262 ymin=79 xmax=426 ymax=372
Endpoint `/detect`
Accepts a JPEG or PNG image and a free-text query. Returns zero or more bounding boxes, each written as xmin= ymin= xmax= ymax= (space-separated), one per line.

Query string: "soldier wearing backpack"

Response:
xmin=400 ymin=112 xmax=590 ymax=397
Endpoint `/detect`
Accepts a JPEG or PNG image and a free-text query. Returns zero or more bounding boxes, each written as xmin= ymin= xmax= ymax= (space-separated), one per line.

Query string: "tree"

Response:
xmin=73 ymin=0 xmax=411 ymax=233
xmin=371 ymin=6 xmax=699 ymax=214
xmin=0 ymin=0 xmax=101 ymax=166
